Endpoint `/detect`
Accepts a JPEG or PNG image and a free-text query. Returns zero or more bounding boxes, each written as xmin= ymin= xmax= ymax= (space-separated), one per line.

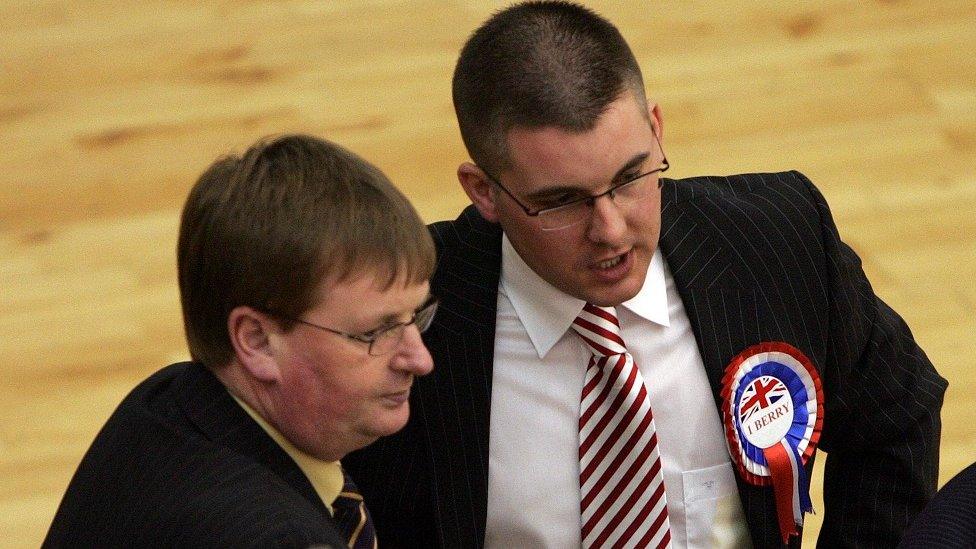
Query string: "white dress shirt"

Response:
xmin=485 ymin=235 xmax=752 ymax=548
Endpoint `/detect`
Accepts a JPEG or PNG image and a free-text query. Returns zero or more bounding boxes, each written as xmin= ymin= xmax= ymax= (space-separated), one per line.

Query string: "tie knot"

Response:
xmin=572 ymin=303 xmax=627 ymax=357
xmin=334 ymin=469 xmax=364 ymax=506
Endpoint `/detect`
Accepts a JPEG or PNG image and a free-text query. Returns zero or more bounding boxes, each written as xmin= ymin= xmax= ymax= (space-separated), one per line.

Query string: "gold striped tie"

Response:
xmin=332 ymin=470 xmax=378 ymax=549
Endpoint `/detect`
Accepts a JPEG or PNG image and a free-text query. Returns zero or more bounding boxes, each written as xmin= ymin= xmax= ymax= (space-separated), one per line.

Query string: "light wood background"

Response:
xmin=2 ymin=1 xmax=973 ymax=546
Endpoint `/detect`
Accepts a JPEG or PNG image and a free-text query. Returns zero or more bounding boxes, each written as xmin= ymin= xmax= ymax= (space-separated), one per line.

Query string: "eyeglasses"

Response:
xmin=483 ymin=130 xmax=669 ymax=231
xmin=267 ymin=296 xmax=438 ymax=356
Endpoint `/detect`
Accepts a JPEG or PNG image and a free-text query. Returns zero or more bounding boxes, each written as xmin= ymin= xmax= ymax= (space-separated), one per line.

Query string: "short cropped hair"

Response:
xmin=178 ymin=134 xmax=436 ymax=369
xmin=452 ymin=1 xmax=648 ymax=174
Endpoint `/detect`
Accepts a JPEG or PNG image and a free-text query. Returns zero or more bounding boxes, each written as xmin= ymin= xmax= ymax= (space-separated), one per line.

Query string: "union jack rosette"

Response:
xmin=720 ymin=342 xmax=823 ymax=543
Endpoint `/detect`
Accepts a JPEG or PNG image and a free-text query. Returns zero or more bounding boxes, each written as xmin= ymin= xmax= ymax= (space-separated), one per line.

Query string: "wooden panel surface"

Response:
xmin=1 ymin=1 xmax=974 ymax=546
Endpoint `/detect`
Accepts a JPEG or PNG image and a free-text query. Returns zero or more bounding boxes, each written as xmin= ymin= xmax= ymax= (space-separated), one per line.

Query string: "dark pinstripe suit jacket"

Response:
xmin=44 ymin=362 xmax=346 ymax=549
xmin=345 ymin=171 xmax=947 ymax=548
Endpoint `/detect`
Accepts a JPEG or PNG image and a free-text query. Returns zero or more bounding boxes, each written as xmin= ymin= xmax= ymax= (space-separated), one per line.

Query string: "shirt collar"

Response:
xmin=499 ymin=234 xmax=670 ymax=358
xmin=230 ymin=393 xmax=345 ymax=513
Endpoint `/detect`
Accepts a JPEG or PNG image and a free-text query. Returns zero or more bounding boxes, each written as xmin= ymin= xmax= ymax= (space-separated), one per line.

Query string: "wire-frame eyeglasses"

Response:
xmin=481 ymin=130 xmax=669 ymax=231
xmin=263 ymin=295 xmax=438 ymax=356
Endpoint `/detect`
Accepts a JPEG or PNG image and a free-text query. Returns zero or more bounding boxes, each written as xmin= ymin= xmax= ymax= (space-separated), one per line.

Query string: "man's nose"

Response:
xmin=586 ymin=194 xmax=627 ymax=244
xmin=392 ymin=324 xmax=434 ymax=376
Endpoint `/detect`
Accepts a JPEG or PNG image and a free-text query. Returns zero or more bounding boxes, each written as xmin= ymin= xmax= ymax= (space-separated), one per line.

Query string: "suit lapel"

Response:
xmin=659 ymin=179 xmax=767 ymax=394
xmin=174 ymin=362 xmax=330 ymax=518
xmin=658 ymin=179 xmax=788 ymax=547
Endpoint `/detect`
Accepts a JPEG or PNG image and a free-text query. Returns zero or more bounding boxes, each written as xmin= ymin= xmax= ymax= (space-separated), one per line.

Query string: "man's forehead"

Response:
xmin=504 ymin=128 xmax=652 ymax=191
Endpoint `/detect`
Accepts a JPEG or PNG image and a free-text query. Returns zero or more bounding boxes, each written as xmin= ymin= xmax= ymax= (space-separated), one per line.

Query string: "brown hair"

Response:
xmin=452 ymin=1 xmax=648 ymax=175
xmin=177 ymin=134 xmax=435 ymax=369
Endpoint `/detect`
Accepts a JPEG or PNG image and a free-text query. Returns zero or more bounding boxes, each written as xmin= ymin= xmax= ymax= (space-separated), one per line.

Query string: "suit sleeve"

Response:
xmin=796 ymin=173 xmax=948 ymax=548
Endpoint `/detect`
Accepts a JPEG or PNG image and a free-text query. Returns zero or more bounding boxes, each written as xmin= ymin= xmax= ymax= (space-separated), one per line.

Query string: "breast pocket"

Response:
xmin=682 ymin=463 xmax=752 ymax=548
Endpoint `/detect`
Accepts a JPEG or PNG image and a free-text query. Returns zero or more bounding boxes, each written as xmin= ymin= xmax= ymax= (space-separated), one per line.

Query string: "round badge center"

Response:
xmin=738 ymin=374 xmax=794 ymax=449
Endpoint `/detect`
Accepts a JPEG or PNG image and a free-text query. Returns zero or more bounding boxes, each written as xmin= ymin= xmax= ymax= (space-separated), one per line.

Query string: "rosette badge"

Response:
xmin=720 ymin=342 xmax=824 ymax=544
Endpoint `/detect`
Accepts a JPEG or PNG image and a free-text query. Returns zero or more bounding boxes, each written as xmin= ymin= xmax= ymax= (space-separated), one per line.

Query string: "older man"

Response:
xmin=45 ymin=134 xmax=437 ymax=548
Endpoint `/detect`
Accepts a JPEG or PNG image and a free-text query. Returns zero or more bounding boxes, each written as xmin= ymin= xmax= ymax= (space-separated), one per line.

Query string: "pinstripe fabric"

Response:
xmin=44 ymin=362 xmax=347 ymax=548
xmin=344 ymin=171 xmax=947 ymax=548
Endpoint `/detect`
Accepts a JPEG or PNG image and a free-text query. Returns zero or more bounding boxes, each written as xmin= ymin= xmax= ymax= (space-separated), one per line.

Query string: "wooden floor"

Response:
xmin=2 ymin=1 xmax=974 ymax=546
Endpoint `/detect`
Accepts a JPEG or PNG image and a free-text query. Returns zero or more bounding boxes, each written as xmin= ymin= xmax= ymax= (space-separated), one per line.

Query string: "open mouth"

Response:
xmin=597 ymin=255 xmax=624 ymax=269
xmin=588 ymin=250 xmax=633 ymax=283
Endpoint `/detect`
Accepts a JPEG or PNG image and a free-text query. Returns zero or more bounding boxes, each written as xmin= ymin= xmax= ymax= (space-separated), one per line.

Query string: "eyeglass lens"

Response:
xmin=368 ymin=300 xmax=438 ymax=356
xmin=537 ymin=174 xmax=654 ymax=230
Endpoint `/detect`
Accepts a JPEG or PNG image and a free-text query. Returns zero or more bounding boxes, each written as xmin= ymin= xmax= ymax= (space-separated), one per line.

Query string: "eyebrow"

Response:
xmin=523 ymin=151 xmax=651 ymax=202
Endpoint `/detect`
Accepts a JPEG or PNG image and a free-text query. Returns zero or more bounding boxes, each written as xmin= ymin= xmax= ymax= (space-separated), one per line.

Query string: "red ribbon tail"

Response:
xmin=764 ymin=442 xmax=799 ymax=545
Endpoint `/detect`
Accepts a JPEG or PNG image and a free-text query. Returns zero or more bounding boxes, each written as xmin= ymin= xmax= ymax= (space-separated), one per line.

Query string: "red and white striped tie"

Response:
xmin=573 ymin=303 xmax=671 ymax=549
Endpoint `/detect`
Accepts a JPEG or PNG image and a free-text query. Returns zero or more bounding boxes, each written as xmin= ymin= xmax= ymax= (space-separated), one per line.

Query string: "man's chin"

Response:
xmin=362 ymin=414 xmax=411 ymax=441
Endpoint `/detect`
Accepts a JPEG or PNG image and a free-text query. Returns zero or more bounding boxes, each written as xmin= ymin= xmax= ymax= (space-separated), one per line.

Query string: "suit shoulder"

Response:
xmin=427 ymin=205 xmax=502 ymax=290
xmin=665 ymin=171 xmax=819 ymax=207
xmin=45 ymin=362 xmax=346 ymax=548
xmin=46 ymin=434 xmax=342 ymax=547
xmin=663 ymin=171 xmax=838 ymax=246
xmin=428 ymin=205 xmax=501 ymax=253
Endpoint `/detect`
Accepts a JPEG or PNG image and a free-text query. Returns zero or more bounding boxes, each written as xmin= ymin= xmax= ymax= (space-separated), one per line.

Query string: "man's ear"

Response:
xmin=457 ymin=162 xmax=500 ymax=223
xmin=227 ymin=306 xmax=282 ymax=383
xmin=646 ymin=100 xmax=663 ymax=140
